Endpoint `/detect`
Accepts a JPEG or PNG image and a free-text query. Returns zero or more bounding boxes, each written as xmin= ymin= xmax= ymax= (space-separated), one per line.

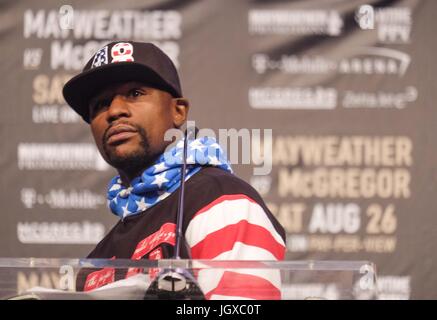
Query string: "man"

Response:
xmin=63 ymin=41 xmax=286 ymax=299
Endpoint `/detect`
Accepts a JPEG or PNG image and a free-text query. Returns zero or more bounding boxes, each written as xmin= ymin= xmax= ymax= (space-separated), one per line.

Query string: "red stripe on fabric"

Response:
xmin=193 ymin=194 xmax=258 ymax=219
xmin=191 ymin=220 xmax=285 ymax=260
xmin=205 ymin=271 xmax=281 ymax=300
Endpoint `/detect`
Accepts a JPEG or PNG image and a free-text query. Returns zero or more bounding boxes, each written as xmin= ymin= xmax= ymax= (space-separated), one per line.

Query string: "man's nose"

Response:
xmin=106 ymin=94 xmax=130 ymax=122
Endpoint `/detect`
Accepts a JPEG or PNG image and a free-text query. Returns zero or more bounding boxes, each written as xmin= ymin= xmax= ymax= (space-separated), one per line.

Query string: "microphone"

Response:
xmin=174 ymin=125 xmax=198 ymax=259
xmin=145 ymin=124 xmax=204 ymax=300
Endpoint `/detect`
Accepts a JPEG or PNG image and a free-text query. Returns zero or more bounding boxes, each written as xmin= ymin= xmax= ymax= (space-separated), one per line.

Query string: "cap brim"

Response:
xmin=63 ymin=62 xmax=181 ymax=123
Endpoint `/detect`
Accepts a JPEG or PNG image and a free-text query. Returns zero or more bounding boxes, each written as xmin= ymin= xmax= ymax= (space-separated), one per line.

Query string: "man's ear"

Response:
xmin=172 ymin=98 xmax=190 ymax=128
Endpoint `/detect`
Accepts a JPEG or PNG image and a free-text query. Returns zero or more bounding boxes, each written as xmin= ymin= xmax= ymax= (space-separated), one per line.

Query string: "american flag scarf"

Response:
xmin=107 ymin=136 xmax=233 ymax=219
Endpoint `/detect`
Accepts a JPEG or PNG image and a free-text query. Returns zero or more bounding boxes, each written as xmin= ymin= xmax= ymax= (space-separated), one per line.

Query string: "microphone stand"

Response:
xmin=145 ymin=126 xmax=205 ymax=300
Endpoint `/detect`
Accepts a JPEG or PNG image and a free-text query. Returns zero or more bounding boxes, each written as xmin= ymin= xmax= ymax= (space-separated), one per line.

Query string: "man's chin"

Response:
xmin=105 ymin=148 xmax=154 ymax=172
xmin=102 ymin=128 xmax=153 ymax=173
xmin=105 ymin=140 xmax=143 ymax=158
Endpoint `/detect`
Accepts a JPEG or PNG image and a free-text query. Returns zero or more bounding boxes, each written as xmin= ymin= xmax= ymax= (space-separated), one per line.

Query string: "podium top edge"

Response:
xmin=0 ymin=258 xmax=375 ymax=271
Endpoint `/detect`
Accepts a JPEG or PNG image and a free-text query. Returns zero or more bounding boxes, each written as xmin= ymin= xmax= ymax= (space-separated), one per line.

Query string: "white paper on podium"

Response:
xmin=9 ymin=274 xmax=150 ymax=300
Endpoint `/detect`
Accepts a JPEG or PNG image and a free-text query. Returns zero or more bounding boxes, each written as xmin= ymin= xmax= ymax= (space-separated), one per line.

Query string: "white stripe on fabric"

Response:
xmin=185 ymin=197 xmax=285 ymax=248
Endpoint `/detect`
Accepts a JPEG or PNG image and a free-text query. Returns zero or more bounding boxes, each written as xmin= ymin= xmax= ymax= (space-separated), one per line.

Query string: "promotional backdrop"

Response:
xmin=0 ymin=0 xmax=436 ymax=299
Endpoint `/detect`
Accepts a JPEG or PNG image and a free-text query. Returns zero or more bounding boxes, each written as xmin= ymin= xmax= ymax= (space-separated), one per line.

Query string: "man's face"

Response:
xmin=88 ymin=81 xmax=186 ymax=176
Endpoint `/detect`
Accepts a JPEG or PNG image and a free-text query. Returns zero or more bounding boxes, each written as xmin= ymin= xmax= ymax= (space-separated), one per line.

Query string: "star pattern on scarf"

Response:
xmin=151 ymin=172 xmax=169 ymax=188
xmin=153 ymin=162 xmax=168 ymax=173
xmin=121 ymin=203 xmax=131 ymax=218
xmin=107 ymin=136 xmax=233 ymax=219
xmin=135 ymin=198 xmax=149 ymax=211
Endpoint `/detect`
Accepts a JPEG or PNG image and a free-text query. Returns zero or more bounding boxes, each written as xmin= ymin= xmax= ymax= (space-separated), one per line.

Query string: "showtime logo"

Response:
xmin=249 ymin=9 xmax=343 ymax=36
xmin=17 ymin=143 xmax=109 ymax=170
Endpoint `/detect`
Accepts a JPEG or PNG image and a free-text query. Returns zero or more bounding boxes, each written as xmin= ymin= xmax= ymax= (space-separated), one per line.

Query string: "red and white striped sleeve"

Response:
xmin=185 ymin=194 xmax=286 ymax=300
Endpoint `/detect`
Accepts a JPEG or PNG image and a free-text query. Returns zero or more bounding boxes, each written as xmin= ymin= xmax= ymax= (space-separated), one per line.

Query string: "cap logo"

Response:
xmin=111 ymin=42 xmax=134 ymax=63
xmin=91 ymin=46 xmax=108 ymax=68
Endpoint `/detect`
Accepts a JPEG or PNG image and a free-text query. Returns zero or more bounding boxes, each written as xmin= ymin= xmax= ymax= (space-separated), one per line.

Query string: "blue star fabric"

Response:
xmin=107 ymin=136 xmax=233 ymax=219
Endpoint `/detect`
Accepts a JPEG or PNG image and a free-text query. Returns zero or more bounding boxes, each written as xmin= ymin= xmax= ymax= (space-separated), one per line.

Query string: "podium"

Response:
xmin=0 ymin=258 xmax=377 ymax=300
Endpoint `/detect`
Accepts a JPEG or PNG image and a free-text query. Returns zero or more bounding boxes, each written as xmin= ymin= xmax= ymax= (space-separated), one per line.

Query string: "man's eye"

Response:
xmin=128 ymin=89 xmax=143 ymax=97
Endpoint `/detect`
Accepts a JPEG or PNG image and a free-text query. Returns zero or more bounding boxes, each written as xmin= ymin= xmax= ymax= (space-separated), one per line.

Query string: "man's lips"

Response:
xmin=106 ymin=124 xmax=138 ymax=145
